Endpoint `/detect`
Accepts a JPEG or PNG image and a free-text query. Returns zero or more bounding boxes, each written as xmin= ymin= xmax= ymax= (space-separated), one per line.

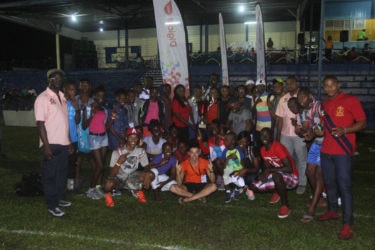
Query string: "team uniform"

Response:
xmin=253 ymin=141 xmax=299 ymax=191
xmin=320 ymin=91 xmax=366 ymax=226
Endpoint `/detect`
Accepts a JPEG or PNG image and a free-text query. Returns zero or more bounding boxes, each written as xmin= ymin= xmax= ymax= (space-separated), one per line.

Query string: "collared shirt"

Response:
xmin=321 ymin=92 xmax=366 ymax=155
xmin=276 ymin=91 xmax=299 ymax=137
xmin=34 ymin=87 xmax=70 ymax=147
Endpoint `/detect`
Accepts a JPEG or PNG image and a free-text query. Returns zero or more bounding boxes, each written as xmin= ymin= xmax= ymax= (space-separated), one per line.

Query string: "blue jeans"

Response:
xmin=41 ymin=144 xmax=69 ymax=210
xmin=321 ymin=153 xmax=354 ymax=225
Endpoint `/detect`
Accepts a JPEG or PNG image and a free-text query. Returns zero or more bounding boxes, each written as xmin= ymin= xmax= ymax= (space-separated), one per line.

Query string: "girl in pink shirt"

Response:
xmin=83 ymin=85 xmax=114 ymax=199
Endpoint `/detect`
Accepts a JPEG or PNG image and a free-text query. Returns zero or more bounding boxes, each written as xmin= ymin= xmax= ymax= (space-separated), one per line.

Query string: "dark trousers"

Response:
xmin=41 ymin=144 xmax=69 ymax=209
xmin=67 ymin=142 xmax=78 ymax=179
xmin=321 ymin=153 xmax=354 ymax=225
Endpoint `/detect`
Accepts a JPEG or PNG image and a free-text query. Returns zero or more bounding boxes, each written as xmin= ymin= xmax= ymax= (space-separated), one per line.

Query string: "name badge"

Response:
xmin=201 ymin=175 xmax=207 ymax=183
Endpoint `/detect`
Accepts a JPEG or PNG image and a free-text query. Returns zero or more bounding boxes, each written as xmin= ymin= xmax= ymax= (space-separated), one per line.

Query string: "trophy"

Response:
xmin=198 ymin=101 xmax=207 ymax=129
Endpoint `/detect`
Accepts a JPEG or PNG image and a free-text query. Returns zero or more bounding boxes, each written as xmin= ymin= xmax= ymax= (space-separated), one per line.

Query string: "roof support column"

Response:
xmin=317 ymin=0 xmax=325 ymax=100
xmin=205 ymin=11 xmax=209 ymax=54
xmin=55 ymin=24 xmax=62 ymax=69
xmin=125 ymin=26 xmax=129 ymax=65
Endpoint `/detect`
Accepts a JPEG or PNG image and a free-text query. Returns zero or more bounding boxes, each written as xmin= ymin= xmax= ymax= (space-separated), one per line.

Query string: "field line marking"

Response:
xmin=0 ymin=228 xmax=184 ymax=250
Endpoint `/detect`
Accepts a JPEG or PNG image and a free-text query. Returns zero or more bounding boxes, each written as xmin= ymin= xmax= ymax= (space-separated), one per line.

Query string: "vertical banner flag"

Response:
xmin=219 ymin=13 xmax=229 ymax=86
xmin=153 ymin=0 xmax=189 ymax=96
xmin=256 ymin=4 xmax=266 ymax=82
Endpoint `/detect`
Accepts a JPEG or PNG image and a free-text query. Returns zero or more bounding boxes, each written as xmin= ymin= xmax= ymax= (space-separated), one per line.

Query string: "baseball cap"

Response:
xmin=126 ymin=128 xmax=139 ymax=136
xmin=47 ymin=68 xmax=65 ymax=78
xmin=256 ymin=79 xmax=266 ymax=86
xmin=245 ymin=80 xmax=255 ymax=86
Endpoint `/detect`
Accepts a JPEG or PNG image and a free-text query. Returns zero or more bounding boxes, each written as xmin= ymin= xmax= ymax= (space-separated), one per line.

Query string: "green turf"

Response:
xmin=0 ymin=126 xmax=375 ymax=249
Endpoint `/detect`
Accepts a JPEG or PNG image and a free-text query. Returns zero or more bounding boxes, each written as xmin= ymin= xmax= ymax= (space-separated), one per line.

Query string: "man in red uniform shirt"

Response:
xmin=253 ymin=128 xmax=299 ymax=219
xmin=317 ymin=76 xmax=366 ymax=240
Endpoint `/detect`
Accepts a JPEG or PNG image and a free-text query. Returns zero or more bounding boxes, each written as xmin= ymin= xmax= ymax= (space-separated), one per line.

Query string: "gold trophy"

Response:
xmin=198 ymin=101 xmax=207 ymax=129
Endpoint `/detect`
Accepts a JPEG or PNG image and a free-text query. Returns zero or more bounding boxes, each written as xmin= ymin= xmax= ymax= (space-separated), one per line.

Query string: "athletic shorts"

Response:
xmin=114 ymin=171 xmax=142 ymax=190
xmin=307 ymin=143 xmax=322 ymax=166
xmin=150 ymin=168 xmax=177 ymax=191
xmin=253 ymin=172 xmax=298 ymax=191
xmin=88 ymin=134 xmax=108 ymax=150
xmin=184 ymin=183 xmax=206 ymax=194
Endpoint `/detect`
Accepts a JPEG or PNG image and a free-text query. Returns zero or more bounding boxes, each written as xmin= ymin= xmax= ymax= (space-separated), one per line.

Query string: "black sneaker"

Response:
xmin=225 ymin=191 xmax=232 ymax=203
xmin=48 ymin=207 xmax=65 ymax=217
xmin=233 ymin=189 xmax=240 ymax=200
xmin=58 ymin=200 xmax=72 ymax=207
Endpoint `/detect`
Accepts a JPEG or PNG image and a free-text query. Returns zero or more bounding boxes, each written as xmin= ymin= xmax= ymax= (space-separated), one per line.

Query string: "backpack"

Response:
xmin=14 ymin=172 xmax=43 ymax=196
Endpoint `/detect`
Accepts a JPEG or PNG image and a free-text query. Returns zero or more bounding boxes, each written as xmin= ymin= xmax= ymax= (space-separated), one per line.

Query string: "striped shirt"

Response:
xmin=253 ymin=91 xmax=274 ymax=131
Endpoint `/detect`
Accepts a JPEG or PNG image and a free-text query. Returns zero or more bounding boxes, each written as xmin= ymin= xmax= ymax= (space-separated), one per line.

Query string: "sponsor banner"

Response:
xmin=219 ymin=13 xmax=229 ymax=86
xmin=256 ymin=4 xmax=266 ymax=82
xmin=153 ymin=0 xmax=190 ymax=96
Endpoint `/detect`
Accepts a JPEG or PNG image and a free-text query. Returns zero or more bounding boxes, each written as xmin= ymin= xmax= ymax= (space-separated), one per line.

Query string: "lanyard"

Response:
xmin=189 ymin=160 xmax=201 ymax=176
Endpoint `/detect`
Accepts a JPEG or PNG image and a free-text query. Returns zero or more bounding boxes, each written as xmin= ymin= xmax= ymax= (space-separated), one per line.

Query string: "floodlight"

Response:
xmin=244 ymin=21 xmax=256 ymax=25
xmin=71 ymin=14 xmax=77 ymax=22
xmin=99 ymin=20 xmax=104 ymax=24
xmin=99 ymin=28 xmax=104 ymax=32
xmin=239 ymin=5 xmax=245 ymax=13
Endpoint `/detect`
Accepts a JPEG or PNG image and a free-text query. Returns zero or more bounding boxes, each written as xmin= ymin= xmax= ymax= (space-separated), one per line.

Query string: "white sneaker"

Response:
xmin=58 ymin=200 xmax=72 ymax=207
xmin=48 ymin=207 xmax=65 ymax=217
xmin=87 ymin=188 xmax=100 ymax=200
xmin=94 ymin=188 xmax=105 ymax=199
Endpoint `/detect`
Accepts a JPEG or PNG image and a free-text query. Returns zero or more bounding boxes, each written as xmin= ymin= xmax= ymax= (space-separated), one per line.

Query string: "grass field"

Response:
xmin=0 ymin=126 xmax=375 ymax=249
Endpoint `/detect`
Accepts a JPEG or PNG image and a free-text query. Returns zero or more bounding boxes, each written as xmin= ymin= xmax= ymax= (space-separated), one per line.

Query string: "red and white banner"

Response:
xmin=153 ymin=0 xmax=189 ymax=96
xmin=256 ymin=4 xmax=266 ymax=82
xmin=219 ymin=13 xmax=229 ymax=86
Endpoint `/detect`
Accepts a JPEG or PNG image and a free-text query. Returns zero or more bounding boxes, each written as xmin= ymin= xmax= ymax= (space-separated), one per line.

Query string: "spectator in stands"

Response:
xmin=159 ymin=84 xmax=172 ymax=134
xmin=125 ymin=89 xmax=141 ymax=127
xmin=108 ymin=88 xmax=128 ymax=151
xmin=324 ymin=36 xmax=333 ymax=61
xmin=296 ymin=88 xmax=326 ymax=223
xmin=83 ymin=85 xmax=114 ymax=200
xmin=219 ymin=86 xmax=233 ymax=132
xmin=172 ymin=84 xmax=192 ymax=142
xmin=140 ymin=86 xmax=165 ymax=137
xmin=170 ymin=141 xmax=217 ymax=203
xmin=317 ymin=76 xmax=366 ymax=240
xmin=363 ymin=43 xmax=372 ymax=62
xmin=267 ymin=38 xmax=274 ymax=50
xmin=276 ymin=76 xmax=307 ymax=195
xmin=104 ymin=128 xmax=149 ymax=207
xmin=75 ymin=79 xmax=95 ymax=192
xmin=63 ymin=80 xmax=81 ymax=194
xmin=253 ymin=128 xmax=299 ymax=219
xmin=250 ymin=48 xmax=256 ymax=55
xmin=34 ymin=68 xmax=72 ymax=217
xmin=139 ymin=76 xmax=154 ymax=100
xmin=252 ymin=79 xmax=274 ymax=157
xmin=349 ymin=47 xmax=357 ymax=61
xmin=357 ymin=29 xmax=367 ymax=41
xmin=140 ymin=142 xmax=177 ymax=201
xmin=1 ymin=87 xmax=10 ymax=109
xmin=144 ymin=119 xmax=166 ymax=159
xmin=237 ymin=85 xmax=252 ymax=110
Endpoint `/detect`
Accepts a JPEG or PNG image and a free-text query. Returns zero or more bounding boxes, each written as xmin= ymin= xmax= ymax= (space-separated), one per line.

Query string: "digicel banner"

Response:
xmin=153 ymin=0 xmax=190 ymax=97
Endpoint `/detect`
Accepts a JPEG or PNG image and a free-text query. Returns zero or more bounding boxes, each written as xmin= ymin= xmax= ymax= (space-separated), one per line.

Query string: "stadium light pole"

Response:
xmin=317 ymin=0 xmax=325 ymax=100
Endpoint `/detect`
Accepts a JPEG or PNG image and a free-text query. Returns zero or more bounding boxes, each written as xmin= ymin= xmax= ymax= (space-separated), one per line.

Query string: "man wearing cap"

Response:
xmin=252 ymin=79 xmax=274 ymax=157
xmin=275 ymin=76 xmax=307 ymax=195
xmin=245 ymin=79 xmax=257 ymax=101
xmin=34 ymin=68 xmax=72 ymax=217
xmin=104 ymin=128 xmax=149 ymax=207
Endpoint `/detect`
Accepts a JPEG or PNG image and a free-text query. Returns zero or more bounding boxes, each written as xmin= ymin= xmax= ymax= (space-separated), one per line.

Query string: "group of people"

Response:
xmin=34 ymin=68 xmax=366 ymax=240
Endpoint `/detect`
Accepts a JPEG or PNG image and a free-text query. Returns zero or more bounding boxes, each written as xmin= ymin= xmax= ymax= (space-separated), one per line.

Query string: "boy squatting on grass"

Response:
xmin=104 ymin=128 xmax=149 ymax=207
xmin=252 ymin=128 xmax=299 ymax=219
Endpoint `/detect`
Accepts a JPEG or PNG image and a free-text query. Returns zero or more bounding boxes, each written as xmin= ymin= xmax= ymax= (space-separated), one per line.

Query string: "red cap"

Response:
xmin=126 ymin=128 xmax=139 ymax=136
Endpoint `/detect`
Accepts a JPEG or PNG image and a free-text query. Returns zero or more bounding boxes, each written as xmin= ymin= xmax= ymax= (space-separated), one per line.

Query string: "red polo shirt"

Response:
xmin=321 ymin=92 xmax=366 ymax=155
xmin=172 ymin=99 xmax=191 ymax=127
